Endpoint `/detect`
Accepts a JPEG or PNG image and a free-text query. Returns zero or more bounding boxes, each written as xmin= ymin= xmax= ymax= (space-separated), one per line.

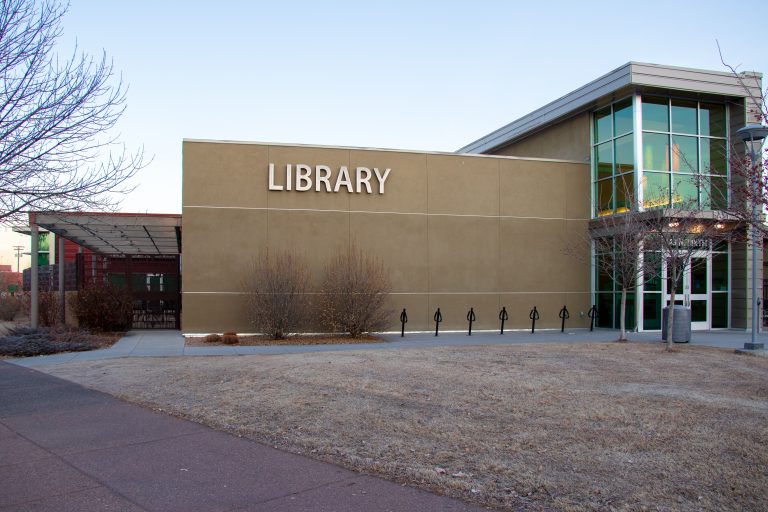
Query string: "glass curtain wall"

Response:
xmin=594 ymin=238 xmax=637 ymax=330
xmin=593 ymin=98 xmax=634 ymax=216
xmin=641 ymin=98 xmax=727 ymax=209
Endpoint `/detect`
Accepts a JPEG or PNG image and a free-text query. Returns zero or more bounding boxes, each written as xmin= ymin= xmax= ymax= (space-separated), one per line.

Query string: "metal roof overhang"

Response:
xmin=27 ymin=212 xmax=182 ymax=256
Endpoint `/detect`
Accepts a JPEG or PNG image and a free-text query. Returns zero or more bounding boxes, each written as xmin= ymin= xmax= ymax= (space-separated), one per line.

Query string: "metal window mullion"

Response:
xmin=634 ymin=94 xmax=644 ymax=211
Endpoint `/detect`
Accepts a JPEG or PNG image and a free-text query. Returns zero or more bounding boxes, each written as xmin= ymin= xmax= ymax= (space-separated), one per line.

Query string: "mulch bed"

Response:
xmin=0 ymin=326 xmax=122 ymax=358
xmin=185 ymin=334 xmax=384 ymax=347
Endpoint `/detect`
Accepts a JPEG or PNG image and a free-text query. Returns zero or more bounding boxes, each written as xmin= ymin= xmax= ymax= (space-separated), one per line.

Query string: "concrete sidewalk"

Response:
xmin=0 ymin=361 xmax=483 ymax=512
xmin=8 ymin=327 xmax=767 ymax=369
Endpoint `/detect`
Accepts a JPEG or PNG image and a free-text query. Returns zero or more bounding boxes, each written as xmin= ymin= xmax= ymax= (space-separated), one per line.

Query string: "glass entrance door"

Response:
xmin=665 ymin=253 xmax=709 ymax=330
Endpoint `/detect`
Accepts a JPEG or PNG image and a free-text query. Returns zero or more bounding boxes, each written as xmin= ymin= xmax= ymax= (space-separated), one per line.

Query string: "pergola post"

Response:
xmin=30 ymin=223 xmax=39 ymax=329
xmin=58 ymin=235 xmax=65 ymax=324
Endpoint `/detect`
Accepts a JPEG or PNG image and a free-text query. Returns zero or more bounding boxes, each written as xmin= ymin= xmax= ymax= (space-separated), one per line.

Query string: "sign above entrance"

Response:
xmin=268 ymin=163 xmax=391 ymax=194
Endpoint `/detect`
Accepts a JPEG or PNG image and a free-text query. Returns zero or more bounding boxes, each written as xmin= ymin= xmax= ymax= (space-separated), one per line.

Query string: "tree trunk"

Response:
xmin=666 ymin=264 xmax=677 ymax=351
xmin=619 ymin=287 xmax=627 ymax=341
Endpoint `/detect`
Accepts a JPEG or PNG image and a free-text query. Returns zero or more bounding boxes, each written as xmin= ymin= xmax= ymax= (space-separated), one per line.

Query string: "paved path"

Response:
xmin=8 ymin=327 xmax=767 ymax=369
xmin=0 ymin=361 xmax=484 ymax=512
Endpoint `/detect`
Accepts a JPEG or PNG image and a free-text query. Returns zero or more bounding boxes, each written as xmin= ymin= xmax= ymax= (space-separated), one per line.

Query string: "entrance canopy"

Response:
xmin=29 ymin=212 xmax=182 ymax=256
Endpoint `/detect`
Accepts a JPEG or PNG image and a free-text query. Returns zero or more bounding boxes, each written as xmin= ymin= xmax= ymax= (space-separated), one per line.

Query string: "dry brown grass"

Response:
xmin=42 ymin=343 xmax=768 ymax=511
xmin=185 ymin=334 xmax=383 ymax=347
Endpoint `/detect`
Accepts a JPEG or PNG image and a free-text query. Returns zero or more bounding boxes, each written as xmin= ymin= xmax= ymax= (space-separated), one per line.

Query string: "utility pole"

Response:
xmin=13 ymin=245 xmax=24 ymax=273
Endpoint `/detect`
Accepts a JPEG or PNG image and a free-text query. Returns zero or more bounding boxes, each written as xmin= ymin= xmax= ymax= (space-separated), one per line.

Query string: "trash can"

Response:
xmin=661 ymin=305 xmax=691 ymax=343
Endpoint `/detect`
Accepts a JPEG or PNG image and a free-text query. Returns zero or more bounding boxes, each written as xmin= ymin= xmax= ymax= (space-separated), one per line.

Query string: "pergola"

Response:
xmin=25 ymin=212 xmax=182 ymax=328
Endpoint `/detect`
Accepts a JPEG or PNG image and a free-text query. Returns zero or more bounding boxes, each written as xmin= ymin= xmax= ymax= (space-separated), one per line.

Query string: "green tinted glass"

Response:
xmin=643 ymin=132 xmax=670 ymax=171
xmin=597 ymin=293 xmax=614 ymax=328
xmin=594 ymin=106 xmax=612 ymax=143
xmin=671 ymin=135 xmax=698 ymax=173
xmin=667 ymin=262 xmax=684 ymax=294
xmin=712 ymin=253 xmax=728 ymax=291
xmin=616 ymin=293 xmax=636 ymax=330
xmin=597 ymin=255 xmax=614 ymax=291
xmin=596 ymin=179 xmax=613 ymax=215
xmin=700 ymin=103 xmax=726 ymax=138
xmin=712 ymin=293 xmax=728 ymax=328
xmin=643 ymin=292 xmax=662 ymax=330
xmin=691 ymin=257 xmax=707 ymax=294
xmin=615 ymin=134 xmax=634 ymax=175
xmin=596 ymin=142 xmax=612 ymax=179
xmin=642 ymin=97 xmax=669 ymax=131
xmin=672 ymin=173 xmax=698 ymax=208
xmin=614 ymin=98 xmax=633 ymax=136
xmin=615 ymin=172 xmax=634 ymax=212
xmin=701 ymin=175 xmax=728 ymax=209
xmin=643 ymin=171 xmax=670 ymax=208
xmin=644 ymin=252 xmax=662 ymax=291
xmin=671 ymin=99 xmax=697 ymax=134
xmin=701 ymin=138 xmax=727 ymax=175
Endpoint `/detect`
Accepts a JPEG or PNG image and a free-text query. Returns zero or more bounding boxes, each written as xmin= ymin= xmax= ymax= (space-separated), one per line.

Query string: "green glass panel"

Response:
xmin=615 ymin=134 xmax=634 ymax=175
xmin=614 ymin=98 xmax=633 ymax=136
xmin=672 ymin=173 xmax=698 ymax=208
xmin=691 ymin=257 xmax=707 ymax=294
xmin=643 ymin=292 xmax=662 ymax=330
xmin=701 ymin=138 xmax=727 ymax=175
xmin=597 ymin=255 xmax=614 ymax=291
xmin=594 ymin=106 xmax=612 ymax=143
xmin=596 ymin=179 xmax=613 ymax=216
xmin=38 ymin=233 xmax=50 ymax=252
xmin=700 ymin=103 xmax=726 ymax=138
xmin=671 ymin=135 xmax=698 ymax=173
xmin=643 ymin=172 xmax=670 ymax=209
xmin=597 ymin=293 xmax=614 ymax=328
xmin=644 ymin=252 xmax=662 ymax=291
xmin=671 ymin=99 xmax=697 ymax=134
xmin=615 ymin=292 xmax=636 ymax=330
xmin=712 ymin=293 xmax=728 ymax=328
xmin=615 ymin=172 xmax=634 ymax=212
xmin=701 ymin=175 xmax=727 ymax=210
xmin=712 ymin=253 xmax=728 ymax=291
xmin=642 ymin=97 xmax=669 ymax=131
xmin=596 ymin=142 xmax=612 ymax=179
xmin=691 ymin=300 xmax=707 ymax=322
xmin=37 ymin=254 xmax=49 ymax=266
xmin=643 ymin=132 xmax=670 ymax=171
xmin=667 ymin=262 xmax=685 ymax=295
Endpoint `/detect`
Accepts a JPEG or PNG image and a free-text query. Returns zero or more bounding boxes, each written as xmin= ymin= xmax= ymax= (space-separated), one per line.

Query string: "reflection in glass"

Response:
xmin=701 ymin=176 xmax=727 ymax=209
xmin=616 ymin=173 xmax=633 ymax=212
xmin=672 ymin=174 xmax=698 ymax=207
xmin=643 ymin=172 xmax=670 ymax=208
xmin=594 ymin=106 xmax=612 ymax=143
xmin=643 ymin=292 xmax=662 ymax=330
xmin=642 ymin=97 xmax=669 ymax=131
xmin=596 ymin=179 xmax=612 ymax=215
xmin=596 ymin=142 xmax=612 ymax=179
xmin=643 ymin=132 xmax=670 ymax=171
xmin=691 ymin=258 xmax=707 ymax=294
xmin=700 ymin=103 xmax=726 ymax=138
xmin=672 ymin=99 xmax=697 ymax=134
xmin=615 ymin=135 xmax=634 ymax=175
xmin=712 ymin=253 xmax=728 ymax=291
xmin=614 ymin=99 xmax=633 ymax=136
xmin=701 ymin=138 xmax=727 ymax=175
xmin=671 ymin=135 xmax=698 ymax=173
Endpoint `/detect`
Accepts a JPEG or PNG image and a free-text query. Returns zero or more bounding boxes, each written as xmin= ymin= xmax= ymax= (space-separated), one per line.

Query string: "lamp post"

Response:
xmin=736 ymin=124 xmax=768 ymax=350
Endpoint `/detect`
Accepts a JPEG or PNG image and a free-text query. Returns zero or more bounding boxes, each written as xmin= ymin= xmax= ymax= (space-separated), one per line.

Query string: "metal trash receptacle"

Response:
xmin=661 ymin=305 xmax=691 ymax=343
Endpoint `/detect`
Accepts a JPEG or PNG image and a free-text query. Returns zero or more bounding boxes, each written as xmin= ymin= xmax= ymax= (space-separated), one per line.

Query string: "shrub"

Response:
xmin=0 ymin=294 xmax=20 ymax=321
xmin=38 ymin=291 xmax=60 ymax=326
xmin=244 ymin=250 xmax=311 ymax=339
xmin=204 ymin=333 xmax=222 ymax=343
xmin=318 ymin=244 xmax=393 ymax=337
xmin=71 ymin=283 xmax=133 ymax=332
xmin=222 ymin=331 xmax=238 ymax=345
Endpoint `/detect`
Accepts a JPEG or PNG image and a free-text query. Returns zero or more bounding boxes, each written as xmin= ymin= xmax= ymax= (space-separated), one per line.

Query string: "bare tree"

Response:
xmin=0 ymin=0 xmax=144 ymax=224
xmin=318 ymin=244 xmax=393 ymax=337
xmin=244 ymin=250 xmax=311 ymax=340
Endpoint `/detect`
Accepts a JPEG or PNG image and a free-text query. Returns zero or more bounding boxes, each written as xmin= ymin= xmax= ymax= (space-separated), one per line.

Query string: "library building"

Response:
xmin=26 ymin=62 xmax=765 ymax=334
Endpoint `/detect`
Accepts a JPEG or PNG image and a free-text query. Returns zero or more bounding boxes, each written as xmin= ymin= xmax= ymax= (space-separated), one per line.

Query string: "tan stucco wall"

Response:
xmin=182 ymin=141 xmax=591 ymax=333
xmin=488 ymin=113 xmax=590 ymax=162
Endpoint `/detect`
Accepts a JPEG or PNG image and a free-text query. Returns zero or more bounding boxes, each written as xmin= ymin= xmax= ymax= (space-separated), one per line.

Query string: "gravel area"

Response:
xmin=42 ymin=342 xmax=768 ymax=511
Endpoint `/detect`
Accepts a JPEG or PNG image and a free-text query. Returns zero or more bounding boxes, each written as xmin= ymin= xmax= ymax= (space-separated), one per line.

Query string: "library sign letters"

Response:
xmin=268 ymin=163 xmax=391 ymax=194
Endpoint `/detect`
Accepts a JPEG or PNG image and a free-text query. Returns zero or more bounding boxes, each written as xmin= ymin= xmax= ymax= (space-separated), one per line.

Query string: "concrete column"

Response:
xmin=30 ymin=223 xmax=38 ymax=329
xmin=58 ymin=236 xmax=65 ymax=324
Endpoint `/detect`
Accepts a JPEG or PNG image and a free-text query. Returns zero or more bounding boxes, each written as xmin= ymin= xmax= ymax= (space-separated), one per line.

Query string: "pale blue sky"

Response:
xmin=2 ymin=0 xmax=767 ymax=267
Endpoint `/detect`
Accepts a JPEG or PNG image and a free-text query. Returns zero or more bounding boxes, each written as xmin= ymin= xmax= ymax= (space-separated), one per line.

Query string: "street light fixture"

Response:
xmin=736 ymin=123 xmax=768 ymax=350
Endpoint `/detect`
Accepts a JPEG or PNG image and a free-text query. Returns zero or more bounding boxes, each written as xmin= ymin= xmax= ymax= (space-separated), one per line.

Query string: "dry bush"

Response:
xmin=71 ymin=283 xmax=133 ymax=332
xmin=244 ymin=250 xmax=311 ymax=339
xmin=0 ymin=294 xmax=20 ymax=321
xmin=221 ymin=332 xmax=239 ymax=345
xmin=204 ymin=333 xmax=221 ymax=343
xmin=38 ymin=291 xmax=60 ymax=326
xmin=317 ymin=244 xmax=393 ymax=337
